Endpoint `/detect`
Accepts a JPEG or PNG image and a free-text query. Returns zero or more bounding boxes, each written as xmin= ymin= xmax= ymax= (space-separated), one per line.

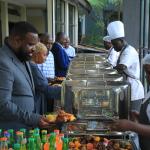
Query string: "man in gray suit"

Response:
xmin=0 ymin=22 xmax=50 ymax=129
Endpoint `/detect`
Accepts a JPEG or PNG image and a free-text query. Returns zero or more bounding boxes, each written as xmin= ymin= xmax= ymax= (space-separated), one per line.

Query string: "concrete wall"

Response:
xmin=123 ymin=0 xmax=141 ymax=49
xmin=27 ymin=9 xmax=46 ymax=33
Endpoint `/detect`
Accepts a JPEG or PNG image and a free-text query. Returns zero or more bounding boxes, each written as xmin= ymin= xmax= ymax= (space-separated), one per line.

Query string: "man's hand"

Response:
xmin=130 ymin=111 xmax=139 ymax=122
xmin=38 ymin=116 xmax=51 ymax=128
xmin=114 ymin=64 xmax=127 ymax=74
xmin=109 ymin=119 xmax=135 ymax=131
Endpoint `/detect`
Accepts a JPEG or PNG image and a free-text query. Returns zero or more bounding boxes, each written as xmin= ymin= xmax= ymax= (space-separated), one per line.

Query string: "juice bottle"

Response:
xmin=49 ymin=133 xmax=56 ymax=150
xmin=13 ymin=143 xmax=21 ymax=150
xmin=21 ymin=138 xmax=27 ymax=150
xmin=3 ymin=131 xmax=10 ymax=146
xmin=54 ymin=130 xmax=60 ymax=135
xmin=43 ymin=133 xmax=50 ymax=150
xmin=0 ymin=137 xmax=8 ymax=150
xmin=16 ymin=131 xmax=23 ymax=144
xmin=54 ymin=130 xmax=60 ymax=150
xmin=28 ymin=138 xmax=36 ymax=150
xmin=19 ymin=129 xmax=27 ymax=150
xmin=62 ymin=138 xmax=69 ymax=150
xmin=16 ymin=131 xmax=26 ymax=150
xmin=7 ymin=129 xmax=14 ymax=147
xmin=28 ymin=130 xmax=34 ymax=138
xmin=33 ymin=133 xmax=42 ymax=150
xmin=56 ymin=134 xmax=64 ymax=150
xmin=19 ymin=129 xmax=26 ymax=139
xmin=43 ymin=142 xmax=50 ymax=150
xmin=41 ymin=130 xmax=48 ymax=144
xmin=34 ymin=128 xmax=40 ymax=134
xmin=0 ymin=129 xmax=2 ymax=138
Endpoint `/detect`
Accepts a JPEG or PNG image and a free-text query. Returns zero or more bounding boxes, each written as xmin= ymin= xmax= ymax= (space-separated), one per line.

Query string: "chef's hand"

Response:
xmin=110 ymin=119 xmax=134 ymax=131
xmin=130 ymin=111 xmax=139 ymax=122
xmin=38 ymin=116 xmax=51 ymax=128
xmin=114 ymin=64 xmax=127 ymax=73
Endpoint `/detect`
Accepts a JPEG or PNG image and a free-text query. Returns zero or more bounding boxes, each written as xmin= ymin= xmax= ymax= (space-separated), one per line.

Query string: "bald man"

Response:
xmin=38 ymin=33 xmax=55 ymax=81
xmin=64 ymin=37 xmax=76 ymax=61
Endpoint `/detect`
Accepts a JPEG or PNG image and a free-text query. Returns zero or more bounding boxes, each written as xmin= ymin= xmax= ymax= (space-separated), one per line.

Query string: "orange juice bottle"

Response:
xmin=57 ymin=134 xmax=64 ymax=150
xmin=44 ymin=142 xmax=50 ymax=150
xmin=54 ymin=130 xmax=60 ymax=150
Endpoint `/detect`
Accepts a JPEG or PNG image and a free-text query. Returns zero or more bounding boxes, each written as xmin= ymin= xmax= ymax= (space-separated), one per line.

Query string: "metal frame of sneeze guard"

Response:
xmin=66 ymin=73 xmax=124 ymax=81
xmin=74 ymin=53 xmax=107 ymax=61
xmin=61 ymin=80 xmax=131 ymax=120
xmin=67 ymin=68 xmax=118 ymax=75
xmin=69 ymin=62 xmax=112 ymax=70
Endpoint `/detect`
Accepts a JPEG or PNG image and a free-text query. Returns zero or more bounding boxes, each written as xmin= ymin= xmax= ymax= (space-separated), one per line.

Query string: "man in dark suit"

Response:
xmin=51 ymin=32 xmax=70 ymax=77
xmin=0 ymin=22 xmax=50 ymax=129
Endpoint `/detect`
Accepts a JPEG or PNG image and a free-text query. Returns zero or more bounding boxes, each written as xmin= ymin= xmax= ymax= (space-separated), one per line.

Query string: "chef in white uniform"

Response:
xmin=107 ymin=21 xmax=144 ymax=119
xmin=109 ymin=54 xmax=150 ymax=150
xmin=103 ymin=35 xmax=120 ymax=67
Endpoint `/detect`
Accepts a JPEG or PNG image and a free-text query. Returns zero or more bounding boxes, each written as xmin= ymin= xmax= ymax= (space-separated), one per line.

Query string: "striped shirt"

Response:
xmin=38 ymin=51 xmax=55 ymax=79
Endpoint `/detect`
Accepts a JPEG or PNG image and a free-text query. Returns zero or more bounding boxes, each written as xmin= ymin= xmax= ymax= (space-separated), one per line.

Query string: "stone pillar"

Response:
xmin=20 ymin=6 xmax=27 ymax=21
xmin=65 ymin=1 xmax=69 ymax=36
xmin=47 ymin=0 xmax=55 ymax=40
xmin=74 ymin=6 xmax=78 ymax=46
xmin=1 ymin=1 xmax=9 ymax=44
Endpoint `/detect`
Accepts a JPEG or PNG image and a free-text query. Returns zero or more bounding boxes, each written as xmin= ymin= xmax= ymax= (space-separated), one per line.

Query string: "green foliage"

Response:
xmin=84 ymin=0 xmax=122 ymax=48
xmin=88 ymin=0 xmax=122 ymax=8
xmin=81 ymin=35 xmax=104 ymax=48
xmin=88 ymin=0 xmax=108 ymax=9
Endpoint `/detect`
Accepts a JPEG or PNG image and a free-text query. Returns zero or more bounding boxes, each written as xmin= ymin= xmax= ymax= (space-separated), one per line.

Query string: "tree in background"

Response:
xmin=82 ymin=0 xmax=122 ymax=47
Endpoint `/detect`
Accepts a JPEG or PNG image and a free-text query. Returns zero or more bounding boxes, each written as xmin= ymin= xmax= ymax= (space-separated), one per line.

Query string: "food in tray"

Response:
xmin=46 ymin=113 xmax=57 ymax=122
xmin=46 ymin=110 xmax=76 ymax=123
xmin=55 ymin=77 xmax=66 ymax=81
xmin=48 ymin=77 xmax=65 ymax=86
xmin=56 ymin=110 xmax=76 ymax=122
xmin=69 ymin=136 xmax=133 ymax=150
xmin=100 ymin=101 xmax=109 ymax=107
xmin=66 ymin=123 xmax=87 ymax=133
xmin=52 ymin=83 xmax=62 ymax=87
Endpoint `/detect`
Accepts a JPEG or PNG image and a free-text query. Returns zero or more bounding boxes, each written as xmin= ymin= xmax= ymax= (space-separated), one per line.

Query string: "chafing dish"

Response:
xmin=66 ymin=74 xmax=123 ymax=81
xmin=76 ymin=53 xmax=107 ymax=57
xmin=75 ymin=53 xmax=108 ymax=58
xmin=62 ymin=120 xmax=127 ymax=137
xmin=61 ymin=80 xmax=131 ymax=119
xmin=67 ymin=68 xmax=117 ymax=75
xmin=69 ymin=62 xmax=112 ymax=70
xmin=73 ymin=53 xmax=107 ymax=62
xmin=62 ymin=119 xmax=111 ymax=133
xmin=71 ymin=61 xmax=108 ymax=65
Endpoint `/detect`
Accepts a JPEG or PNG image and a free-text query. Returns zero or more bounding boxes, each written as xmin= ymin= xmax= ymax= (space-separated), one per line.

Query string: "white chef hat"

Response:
xmin=142 ymin=54 xmax=150 ymax=65
xmin=107 ymin=21 xmax=125 ymax=40
xmin=103 ymin=36 xmax=111 ymax=42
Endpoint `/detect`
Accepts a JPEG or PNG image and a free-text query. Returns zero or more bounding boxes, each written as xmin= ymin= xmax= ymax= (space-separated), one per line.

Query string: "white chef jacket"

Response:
xmin=107 ymin=47 xmax=120 ymax=67
xmin=118 ymin=45 xmax=144 ymax=101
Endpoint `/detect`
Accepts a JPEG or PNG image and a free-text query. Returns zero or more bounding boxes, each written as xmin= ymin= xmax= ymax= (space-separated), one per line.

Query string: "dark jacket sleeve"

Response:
xmin=51 ymin=43 xmax=70 ymax=70
xmin=30 ymin=63 xmax=61 ymax=100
